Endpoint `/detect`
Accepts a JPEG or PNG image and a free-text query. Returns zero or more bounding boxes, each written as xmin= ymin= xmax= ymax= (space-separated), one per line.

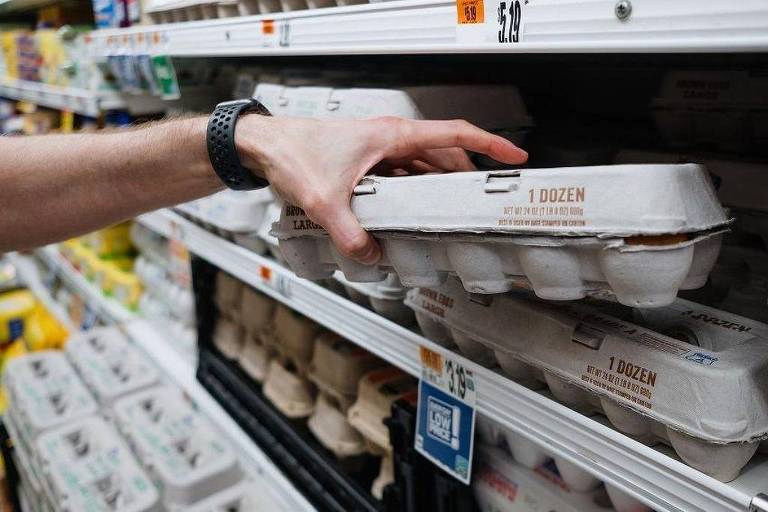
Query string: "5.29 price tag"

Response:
xmin=415 ymin=346 xmax=477 ymax=484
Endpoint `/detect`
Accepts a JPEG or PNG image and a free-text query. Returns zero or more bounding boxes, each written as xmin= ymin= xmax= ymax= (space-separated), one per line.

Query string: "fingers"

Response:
xmin=309 ymin=200 xmax=381 ymax=266
xmin=388 ymin=118 xmax=528 ymax=165
xmin=418 ymin=147 xmax=477 ymax=172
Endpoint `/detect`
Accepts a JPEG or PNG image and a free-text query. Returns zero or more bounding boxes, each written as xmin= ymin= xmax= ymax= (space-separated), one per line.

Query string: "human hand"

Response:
xmin=236 ymin=115 xmax=528 ymax=265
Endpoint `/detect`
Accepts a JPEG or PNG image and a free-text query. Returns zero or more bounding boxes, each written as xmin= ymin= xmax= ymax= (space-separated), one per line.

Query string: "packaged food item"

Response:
xmin=240 ymin=286 xmax=275 ymax=337
xmin=113 ymin=386 xmax=242 ymax=508
xmin=308 ymin=392 xmax=367 ymax=458
xmin=237 ymin=332 xmax=272 ymax=382
xmin=307 ymin=332 xmax=384 ymax=409
xmin=334 ymin=272 xmax=415 ymax=326
xmin=112 ymin=268 xmax=143 ymax=310
xmin=35 ymin=416 xmax=161 ymax=512
xmin=0 ymin=289 xmax=36 ymax=343
xmin=274 ymin=164 xmax=729 ymax=307
xmin=212 ymin=316 xmax=244 ymax=360
xmin=408 ymin=279 xmax=768 ymax=481
xmin=257 ymin=199 xmax=285 ymax=262
xmin=64 ymin=327 xmax=159 ymax=405
xmin=263 ymin=359 xmax=316 ymax=418
xmin=476 ymin=416 xmax=652 ymax=512
xmin=263 ymin=304 xmax=322 ymax=371
xmin=214 ymin=271 xmax=243 ymax=322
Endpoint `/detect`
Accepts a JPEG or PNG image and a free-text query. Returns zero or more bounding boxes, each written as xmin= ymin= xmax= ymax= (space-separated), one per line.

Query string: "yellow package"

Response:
xmin=91 ymin=222 xmax=134 ymax=257
xmin=23 ymin=303 xmax=68 ymax=351
xmin=112 ymin=270 xmax=142 ymax=310
xmin=0 ymin=290 xmax=36 ymax=343
xmin=59 ymin=239 xmax=81 ymax=261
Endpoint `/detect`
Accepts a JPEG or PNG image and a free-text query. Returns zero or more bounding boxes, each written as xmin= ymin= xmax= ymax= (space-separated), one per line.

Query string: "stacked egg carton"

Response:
xmin=212 ymin=271 xmax=248 ymax=360
xmin=306 ymin=332 xmax=385 ymax=468
xmin=274 ymin=163 xmax=729 ymax=307
xmin=36 ymin=416 xmax=163 ymax=512
xmin=2 ymin=351 xmax=100 ymax=504
xmin=262 ymin=303 xmax=324 ymax=419
xmin=347 ymin=366 xmax=418 ymax=498
xmin=406 ymin=278 xmax=768 ymax=482
xmin=175 ymin=187 xmax=276 ymax=254
xmin=474 ymin=427 xmax=649 ymax=512
xmin=64 ymin=327 xmax=160 ymax=406
xmin=112 ymin=386 xmax=244 ymax=510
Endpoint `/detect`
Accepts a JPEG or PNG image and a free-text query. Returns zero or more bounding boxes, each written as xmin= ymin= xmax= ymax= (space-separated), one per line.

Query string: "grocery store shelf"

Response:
xmin=86 ymin=0 xmax=768 ymax=57
xmin=7 ymin=253 xmax=75 ymax=331
xmin=36 ymin=245 xmax=135 ymax=323
xmin=0 ymin=78 xmax=173 ymax=116
xmin=138 ymin=208 xmax=768 ymax=512
xmin=122 ymin=320 xmax=316 ymax=512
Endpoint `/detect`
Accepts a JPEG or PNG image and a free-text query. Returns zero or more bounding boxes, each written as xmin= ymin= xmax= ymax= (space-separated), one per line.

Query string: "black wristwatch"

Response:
xmin=207 ymin=98 xmax=271 ymax=190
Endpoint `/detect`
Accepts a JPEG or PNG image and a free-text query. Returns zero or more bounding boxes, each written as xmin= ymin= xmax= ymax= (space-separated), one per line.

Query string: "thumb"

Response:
xmin=315 ymin=202 xmax=381 ymax=266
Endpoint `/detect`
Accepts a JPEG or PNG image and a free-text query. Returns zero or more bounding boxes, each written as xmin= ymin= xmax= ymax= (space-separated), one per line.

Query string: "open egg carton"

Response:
xmin=474 ymin=436 xmax=648 ymax=512
xmin=347 ymin=366 xmax=418 ymax=499
xmin=64 ymin=327 xmax=160 ymax=406
xmin=174 ymin=187 xmax=275 ymax=254
xmin=306 ymin=332 xmax=385 ymax=463
xmin=274 ymin=163 xmax=730 ymax=308
xmin=112 ymin=386 xmax=243 ymax=510
xmin=406 ymin=277 xmax=768 ymax=482
xmin=2 ymin=351 xmax=100 ymax=492
xmin=35 ymin=416 xmax=162 ymax=512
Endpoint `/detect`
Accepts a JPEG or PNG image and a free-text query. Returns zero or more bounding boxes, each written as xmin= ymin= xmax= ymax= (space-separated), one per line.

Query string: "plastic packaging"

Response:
xmin=408 ymin=278 xmax=768 ymax=481
xmin=113 ymin=386 xmax=242 ymax=508
xmin=36 ymin=416 xmax=161 ymax=512
xmin=275 ymin=164 xmax=729 ymax=307
xmin=64 ymin=327 xmax=159 ymax=405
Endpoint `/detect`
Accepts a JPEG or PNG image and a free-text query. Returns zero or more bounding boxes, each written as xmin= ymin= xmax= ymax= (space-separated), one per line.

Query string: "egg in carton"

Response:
xmin=274 ymin=164 xmax=729 ymax=308
xmin=407 ymin=278 xmax=768 ymax=482
xmin=113 ymin=387 xmax=242 ymax=509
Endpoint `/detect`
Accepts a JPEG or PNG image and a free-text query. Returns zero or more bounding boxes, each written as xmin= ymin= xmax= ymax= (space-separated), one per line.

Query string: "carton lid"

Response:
xmin=276 ymin=165 xmax=729 ymax=238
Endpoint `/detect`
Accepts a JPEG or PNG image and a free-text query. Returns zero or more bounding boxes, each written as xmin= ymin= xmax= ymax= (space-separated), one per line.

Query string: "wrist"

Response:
xmin=234 ymin=113 xmax=272 ymax=181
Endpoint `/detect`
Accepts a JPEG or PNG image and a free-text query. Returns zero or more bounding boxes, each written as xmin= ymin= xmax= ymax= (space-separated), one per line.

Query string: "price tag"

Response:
xmin=457 ymin=0 xmax=484 ymax=24
xmin=415 ymin=346 xmax=477 ymax=484
xmin=259 ymin=264 xmax=291 ymax=297
xmin=496 ymin=0 xmax=525 ymax=43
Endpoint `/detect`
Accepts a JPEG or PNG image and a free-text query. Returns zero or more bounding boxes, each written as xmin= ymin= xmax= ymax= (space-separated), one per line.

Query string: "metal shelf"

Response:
xmin=0 ymin=78 xmax=175 ymax=117
xmin=7 ymin=253 xmax=75 ymax=331
xmin=86 ymin=0 xmax=768 ymax=57
xmin=24 ymin=247 xmax=316 ymax=512
xmin=138 ymin=208 xmax=768 ymax=512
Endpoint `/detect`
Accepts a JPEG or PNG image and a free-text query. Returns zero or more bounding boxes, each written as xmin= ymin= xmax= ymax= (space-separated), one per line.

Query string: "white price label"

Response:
xmin=496 ymin=0 xmax=525 ymax=43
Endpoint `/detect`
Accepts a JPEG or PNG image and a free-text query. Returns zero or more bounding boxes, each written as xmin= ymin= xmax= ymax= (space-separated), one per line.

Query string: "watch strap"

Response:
xmin=207 ymin=98 xmax=271 ymax=190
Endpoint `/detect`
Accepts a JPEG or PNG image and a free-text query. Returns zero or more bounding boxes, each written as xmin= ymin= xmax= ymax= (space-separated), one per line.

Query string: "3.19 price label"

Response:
xmin=496 ymin=0 xmax=524 ymax=43
xmin=416 ymin=346 xmax=477 ymax=484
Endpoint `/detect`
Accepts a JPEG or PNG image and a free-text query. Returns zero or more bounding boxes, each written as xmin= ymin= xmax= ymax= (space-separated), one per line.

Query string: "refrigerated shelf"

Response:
xmin=136 ymin=208 xmax=768 ymax=512
xmin=87 ymin=0 xmax=768 ymax=58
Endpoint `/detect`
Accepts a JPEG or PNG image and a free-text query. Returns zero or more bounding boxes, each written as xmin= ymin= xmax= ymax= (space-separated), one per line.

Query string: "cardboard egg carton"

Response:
xmin=333 ymin=272 xmax=415 ymax=326
xmin=263 ymin=359 xmax=316 ymax=418
xmin=175 ymin=188 xmax=275 ymax=254
xmin=212 ymin=316 xmax=245 ymax=360
xmin=112 ymin=386 xmax=242 ymax=508
xmin=308 ymin=392 xmax=368 ymax=459
xmin=214 ymin=271 xmax=243 ymax=322
xmin=36 ymin=416 xmax=162 ymax=512
xmin=254 ymin=83 xmax=533 ymax=130
xmin=307 ymin=331 xmax=385 ymax=410
xmin=64 ymin=327 xmax=160 ymax=406
xmin=274 ymin=164 xmax=729 ymax=307
xmin=407 ymin=278 xmax=768 ymax=481
xmin=184 ymin=481 xmax=278 ymax=512
xmin=240 ymin=285 xmax=276 ymax=338
xmin=3 ymin=351 xmax=99 ymax=461
xmin=263 ymin=303 xmax=323 ymax=372
xmin=475 ymin=442 xmax=645 ymax=512
xmin=257 ymin=200 xmax=286 ymax=262
xmin=237 ymin=332 xmax=273 ymax=382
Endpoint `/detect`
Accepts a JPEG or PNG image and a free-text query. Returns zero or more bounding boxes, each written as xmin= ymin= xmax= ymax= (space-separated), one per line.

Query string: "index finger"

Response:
xmin=393 ymin=119 xmax=529 ymax=165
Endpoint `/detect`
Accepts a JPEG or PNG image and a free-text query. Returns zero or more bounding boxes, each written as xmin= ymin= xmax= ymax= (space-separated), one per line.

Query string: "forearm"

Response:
xmin=0 ymin=116 xmax=222 ymax=251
